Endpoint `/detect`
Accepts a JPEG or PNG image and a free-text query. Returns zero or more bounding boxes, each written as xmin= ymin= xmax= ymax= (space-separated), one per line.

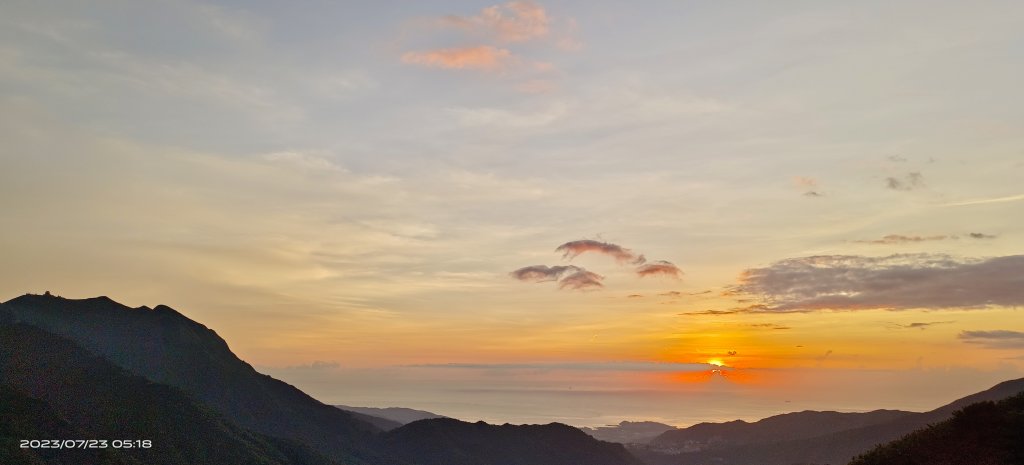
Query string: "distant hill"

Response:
xmin=336 ymin=406 xmax=446 ymax=429
xmin=0 ymin=320 xmax=335 ymax=465
xmin=384 ymin=418 xmax=644 ymax=465
xmin=338 ymin=409 xmax=405 ymax=432
xmin=2 ymin=293 xmax=388 ymax=464
xmin=850 ymin=392 xmax=1024 ymax=465
xmin=580 ymin=421 xmax=677 ymax=444
xmin=635 ymin=378 xmax=1024 ymax=465
xmin=650 ymin=409 xmax=914 ymax=450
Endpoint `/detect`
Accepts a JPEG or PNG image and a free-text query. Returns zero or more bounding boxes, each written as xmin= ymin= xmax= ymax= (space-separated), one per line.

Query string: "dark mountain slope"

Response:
xmin=0 ymin=385 xmax=132 ymax=465
xmin=638 ymin=378 xmax=1024 ymax=465
xmin=0 ymin=320 xmax=335 ymax=465
xmin=850 ymin=392 xmax=1024 ymax=465
xmin=383 ymin=418 xmax=644 ymax=465
xmin=2 ymin=293 xmax=387 ymax=464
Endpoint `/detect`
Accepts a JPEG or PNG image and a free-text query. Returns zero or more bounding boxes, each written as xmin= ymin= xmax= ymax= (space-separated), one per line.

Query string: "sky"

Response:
xmin=2 ymin=0 xmax=1023 ymax=427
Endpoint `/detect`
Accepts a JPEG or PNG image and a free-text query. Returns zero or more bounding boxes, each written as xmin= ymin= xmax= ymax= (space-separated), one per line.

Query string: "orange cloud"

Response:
xmin=444 ymin=1 xmax=550 ymax=43
xmin=401 ymin=46 xmax=513 ymax=71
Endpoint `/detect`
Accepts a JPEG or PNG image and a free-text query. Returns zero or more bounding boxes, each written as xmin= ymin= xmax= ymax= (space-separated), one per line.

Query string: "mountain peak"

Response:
xmin=5 ymin=292 xmax=138 ymax=311
xmin=2 ymin=293 xmax=389 ymax=462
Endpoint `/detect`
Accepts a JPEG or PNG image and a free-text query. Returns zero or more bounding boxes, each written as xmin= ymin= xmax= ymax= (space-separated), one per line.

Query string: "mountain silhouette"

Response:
xmin=2 ymin=293 xmax=388 ymax=464
xmin=1 ymin=293 xmax=644 ymax=465
xmin=650 ymin=409 xmax=914 ymax=449
xmin=383 ymin=418 xmax=643 ymax=465
xmin=0 ymin=320 xmax=335 ymax=465
xmin=636 ymin=377 xmax=1024 ymax=465
xmin=849 ymin=392 xmax=1024 ymax=465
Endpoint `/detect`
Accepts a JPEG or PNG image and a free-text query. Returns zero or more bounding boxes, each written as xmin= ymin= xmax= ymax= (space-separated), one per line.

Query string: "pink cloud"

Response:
xmin=401 ymin=46 xmax=513 ymax=71
xmin=444 ymin=1 xmax=550 ymax=43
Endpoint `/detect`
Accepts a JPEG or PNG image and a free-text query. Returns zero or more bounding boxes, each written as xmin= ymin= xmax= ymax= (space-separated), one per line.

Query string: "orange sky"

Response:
xmin=2 ymin=0 xmax=1023 ymax=426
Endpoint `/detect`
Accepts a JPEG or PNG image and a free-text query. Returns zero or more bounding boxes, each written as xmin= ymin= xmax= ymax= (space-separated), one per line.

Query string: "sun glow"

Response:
xmin=707 ymin=359 xmax=724 ymax=366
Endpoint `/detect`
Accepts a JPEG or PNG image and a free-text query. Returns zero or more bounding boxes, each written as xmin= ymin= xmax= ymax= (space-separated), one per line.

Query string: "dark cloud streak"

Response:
xmin=555 ymin=239 xmax=646 ymax=264
xmin=854 ymin=234 xmax=949 ymax=244
xmin=886 ymin=172 xmax=924 ymax=191
xmin=735 ymin=254 xmax=1024 ymax=311
xmin=510 ymin=265 xmax=580 ymax=282
xmin=959 ymin=330 xmax=1024 ymax=349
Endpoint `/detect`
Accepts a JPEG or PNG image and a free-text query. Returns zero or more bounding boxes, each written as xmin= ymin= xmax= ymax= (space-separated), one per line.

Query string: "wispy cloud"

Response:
xmin=636 ymin=260 xmax=683 ymax=278
xmin=734 ymin=254 xmax=1024 ymax=311
xmin=406 ymin=361 xmax=712 ymax=372
xmin=281 ymin=360 xmax=341 ymax=370
xmin=944 ymin=193 xmax=1024 ymax=207
xmin=509 ymin=264 xmax=580 ymax=282
xmin=515 ymin=78 xmax=557 ymax=94
xmin=959 ymin=330 xmax=1024 ymax=349
xmin=401 ymin=45 xmax=513 ymax=71
xmin=263 ymin=150 xmax=344 ymax=171
xmin=555 ymin=239 xmax=645 ymax=264
xmin=886 ymin=172 xmax=925 ymax=191
xmin=748 ymin=323 xmax=791 ymax=330
xmin=853 ymin=234 xmax=949 ymax=245
xmin=794 ymin=176 xmax=823 ymax=197
xmin=680 ymin=308 xmax=748 ymax=316
xmin=886 ymin=321 xmax=955 ymax=330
